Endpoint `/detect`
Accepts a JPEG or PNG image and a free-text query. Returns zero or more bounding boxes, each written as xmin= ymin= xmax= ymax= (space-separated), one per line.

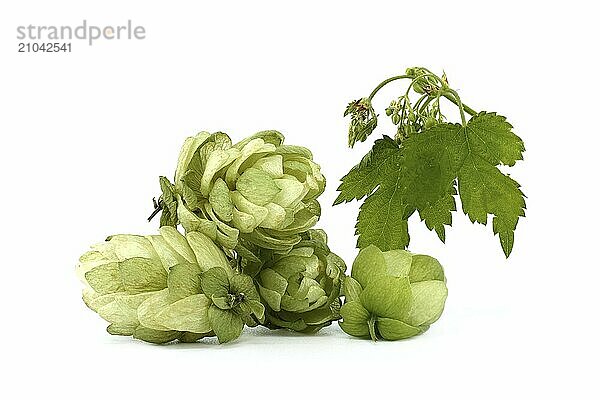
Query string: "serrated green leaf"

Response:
xmin=399 ymin=123 xmax=465 ymax=209
xmin=458 ymin=154 xmax=525 ymax=257
xmin=418 ymin=186 xmax=457 ymax=242
xmin=464 ymin=112 xmax=525 ymax=167
xmin=334 ymin=136 xmax=398 ymax=204
xmin=346 ymin=112 xmax=525 ymax=256
xmin=403 ymin=113 xmax=525 ymax=256
xmin=356 ymin=176 xmax=412 ymax=251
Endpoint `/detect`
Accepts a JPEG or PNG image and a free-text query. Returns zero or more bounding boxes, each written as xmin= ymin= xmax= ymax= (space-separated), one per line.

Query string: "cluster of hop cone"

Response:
xmin=76 ymin=130 xmax=448 ymax=344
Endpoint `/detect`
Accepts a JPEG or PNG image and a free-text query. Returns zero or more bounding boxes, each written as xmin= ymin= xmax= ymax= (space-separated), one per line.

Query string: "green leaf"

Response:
xmin=360 ymin=276 xmax=412 ymax=321
xmin=208 ymin=305 xmax=244 ymax=343
xmin=399 ymin=123 xmax=465 ymax=210
xmin=355 ymin=171 xmax=412 ymax=251
xmin=346 ymin=112 xmax=525 ymax=256
xmin=457 ymin=155 xmax=525 ymax=257
xmin=418 ymin=186 xmax=456 ymax=242
xmin=404 ymin=113 xmax=525 ymax=256
xmin=463 ymin=112 xmax=524 ymax=167
xmin=334 ymin=137 xmax=399 ymax=204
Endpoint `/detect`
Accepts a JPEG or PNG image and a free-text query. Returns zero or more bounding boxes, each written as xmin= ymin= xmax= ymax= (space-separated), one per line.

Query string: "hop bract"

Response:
xmin=158 ymin=130 xmax=326 ymax=255
xmin=339 ymin=245 xmax=448 ymax=341
xmin=77 ymin=226 xmax=264 ymax=344
xmin=256 ymin=229 xmax=347 ymax=333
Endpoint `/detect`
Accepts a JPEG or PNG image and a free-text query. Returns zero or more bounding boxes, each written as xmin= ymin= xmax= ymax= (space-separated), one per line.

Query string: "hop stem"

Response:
xmin=147 ymin=198 xmax=162 ymax=222
xmin=368 ymin=315 xmax=378 ymax=341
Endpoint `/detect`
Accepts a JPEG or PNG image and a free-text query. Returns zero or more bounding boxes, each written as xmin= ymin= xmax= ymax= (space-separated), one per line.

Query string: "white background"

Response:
xmin=1 ymin=0 xmax=598 ymax=398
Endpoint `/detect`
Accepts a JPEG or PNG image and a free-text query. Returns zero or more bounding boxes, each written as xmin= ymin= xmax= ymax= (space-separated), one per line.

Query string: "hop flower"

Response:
xmin=158 ymin=130 xmax=326 ymax=255
xmin=339 ymin=245 xmax=448 ymax=341
xmin=255 ymin=229 xmax=347 ymax=333
xmin=77 ymin=226 xmax=263 ymax=344
xmin=344 ymin=98 xmax=377 ymax=147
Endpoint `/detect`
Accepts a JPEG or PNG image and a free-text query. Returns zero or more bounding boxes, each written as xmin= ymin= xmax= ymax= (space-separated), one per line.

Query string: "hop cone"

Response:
xmin=339 ymin=245 xmax=448 ymax=341
xmin=77 ymin=226 xmax=264 ymax=344
xmin=255 ymin=229 xmax=347 ymax=333
xmin=157 ymin=130 xmax=325 ymax=255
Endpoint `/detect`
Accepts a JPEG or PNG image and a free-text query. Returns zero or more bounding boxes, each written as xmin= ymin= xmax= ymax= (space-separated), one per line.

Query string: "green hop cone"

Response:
xmin=158 ymin=130 xmax=326 ymax=255
xmin=77 ymin=226 xmax=263 ymax=344
xmin=339 ymin=245 xmax=448 ymax=341
xmin=255 ymin=229 xmax=347 ymax=333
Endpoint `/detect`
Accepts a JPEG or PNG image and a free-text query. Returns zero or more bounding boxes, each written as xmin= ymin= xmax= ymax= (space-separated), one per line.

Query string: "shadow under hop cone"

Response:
xmin=156 ymin=130 xmax=325 ymax=257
